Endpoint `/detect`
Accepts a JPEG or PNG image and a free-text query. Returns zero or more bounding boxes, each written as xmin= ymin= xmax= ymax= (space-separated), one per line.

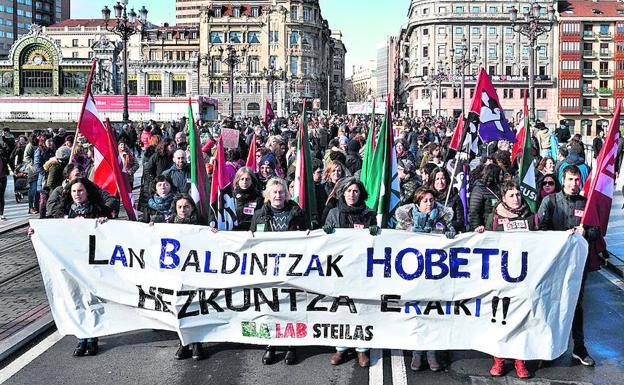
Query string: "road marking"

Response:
xmin=0 ymin=331 xmax=62 ymax=383
xmin=599 ymin=268 xmax=624 ymax=291
xmin=369 ymin=349 xmax=384 ymax=385
xmin=390 ymin=350 xmax=407 ymax=385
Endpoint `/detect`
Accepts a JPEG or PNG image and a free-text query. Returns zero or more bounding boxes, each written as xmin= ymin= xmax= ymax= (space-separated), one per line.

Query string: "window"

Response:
xmin=488 ymin=6 xmax=497 ymax=13
xmin=148 ymin=78 xmax=162 ymax=96
xmin=505 ymin=44 xmax=513 ymax=58
xmin=488 ymin=45 xmax=497 ymax=58
xmin=228 ymin=32 xmax=242 ymax=44
xmin=251 ymin=7 xmax=260 ymax=17
xmin=72 ymin=39 xmax=78 ymax=47
xmin=455 ymin=6 xmax=464 ymax=14
xmin=505 ymin=26 xmax=513 ymax=35
xmin=72 ymin=52 xmax=78 ymax=58
xmin=290 ymin=5 xmax=298 ymax=20
xmin=128 ymin=79 xmax=137 ymax=95
xmin=212 ymin=7 xmax=222 ymax=17
xmin=302 ymin=57 xmax=310 ymax=75
xmin=438 ymin=45 xmax=446 ymax=56
xmin=439 ymin=27 xmax=446 ymax=35
xmin=471 ymin=26 xmax=480 ymax=35
xmin=248 ymin=31 xmax=261 ymax=44
xmin=232 ymin=7 xmax=240 ymax=17
xmin=454 ymin=27 xmax=462 ymax=35
xmin=172 ymin=78 xmax=186 ymax=96
xmin=423 ymin=28 xmax=429 ymax=36
xmin=269 ymin=55 xmax=277 ymax=68
xmin=269 ymin=31 xmax=279 ymax=43
xmin=248 ymin=57 xmax=259 ymax=74
xmin=600 ymin=24 xmax=609 ymax=34
xmin=471 ymin=6 xmax=480 ymax=13
xmin=538 ymin=45 xmax=547 ymax=59
xmin=210 ymin=32 xmax=223 ymax=44
xmin=61 ymin=71 xmax=88 ymax=93
xmin=422 ymin=46 xmax=429 ymax=57
xmin=438 ymin=6 xmax=446 ymax=14
xmin=422 ymin=67 xmax=429 ymax=76
xmin=212 ymin=58 xmax=222 ymax=73
xmin=290 ymin=31 xmax=299 ymax=45
xmin=290 ymin=56 xmax=298 ymax=75
xmin=522 ymin=45 xmax=529 ymax=58
xmin=562 ymin=60 xmax=580 ymax=70
xmin=21 ymin=69 xmax=52 ymax=93
xmin=303 ymin=7 xmax=311 ymax=21
xmin=488 ymin=27 xmax=496 ymax=36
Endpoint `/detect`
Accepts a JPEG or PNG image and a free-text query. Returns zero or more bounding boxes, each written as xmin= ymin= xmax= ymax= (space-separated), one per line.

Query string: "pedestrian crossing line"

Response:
xmin=0 ymin=331 xmax=62 ymax=383
xmin=390 ymin=350 xmax=408 ymax=385
xmin=369 ymin=349 xmax=384 ymax=385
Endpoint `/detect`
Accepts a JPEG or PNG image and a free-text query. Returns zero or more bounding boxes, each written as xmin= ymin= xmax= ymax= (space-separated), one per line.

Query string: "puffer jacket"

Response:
xmin=468 ymin=180 xmax=498 ymax=229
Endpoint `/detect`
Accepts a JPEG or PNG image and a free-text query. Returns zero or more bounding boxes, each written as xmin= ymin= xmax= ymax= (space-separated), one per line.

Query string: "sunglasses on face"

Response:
xmin=543 ymin=181 xmax=555 ymax=186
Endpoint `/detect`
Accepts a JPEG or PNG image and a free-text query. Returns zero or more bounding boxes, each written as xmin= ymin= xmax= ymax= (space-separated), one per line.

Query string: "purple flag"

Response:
xmin=469 ymin=68 xmax=517 ymax=143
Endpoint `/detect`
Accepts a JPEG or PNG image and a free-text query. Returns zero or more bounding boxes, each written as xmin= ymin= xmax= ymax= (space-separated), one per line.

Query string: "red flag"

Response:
xmin=581 ymin=98 xmax=621 ymax=236
xmin=246 ymin=133 xmax=257 ymax=172
xmin=209 ymin=137 xmax=237 ymax=230
xmin=77 ymin=61 xmax=135 ymax=220
xmin=511 ymin=90 xmax=529 ymax=162
xmin=449 ymin=114 xmax=465 ymax=151
xmin=263 ymin=100 xmax=275 ymax=128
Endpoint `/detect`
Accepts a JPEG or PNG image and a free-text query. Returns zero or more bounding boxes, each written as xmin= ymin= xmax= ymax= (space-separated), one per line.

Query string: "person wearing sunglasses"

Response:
xmin=537 ymin=173 xmax=559 ymax=207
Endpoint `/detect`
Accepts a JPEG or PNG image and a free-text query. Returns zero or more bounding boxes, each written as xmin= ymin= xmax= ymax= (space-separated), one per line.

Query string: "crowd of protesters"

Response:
xmin=11 ymin=108 xmax=624 ymax=379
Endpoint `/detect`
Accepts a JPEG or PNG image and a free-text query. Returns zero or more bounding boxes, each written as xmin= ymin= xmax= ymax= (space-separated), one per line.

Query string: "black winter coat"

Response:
xmin=324 ymin=201 xmax=376 ymax=229
xmin=250 ymin=200 xmax=309 ymax=232
xmin=433 ymin=187 xmax=465 ymax=232
xmin=233 ymin=187 xmax=264 ymax=231
xmin=468 ymin=180 xmax=499 ymax=229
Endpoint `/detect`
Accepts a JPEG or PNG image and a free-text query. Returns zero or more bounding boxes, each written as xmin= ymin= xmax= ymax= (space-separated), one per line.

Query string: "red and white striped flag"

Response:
xmin=77 ymin=60 xmax=136 ymax=220
xmin=581 ymin=98 xmax=621 ymax=236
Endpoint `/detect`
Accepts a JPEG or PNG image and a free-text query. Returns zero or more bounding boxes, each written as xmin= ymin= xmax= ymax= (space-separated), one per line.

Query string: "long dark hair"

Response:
xmin=60 ymin=177 xmax=110 ymax=217
xmin=155 ymin=138 xmax=173 ymax=156
xmin=481 ymin=163 xmax=503 ymax=190
xmin=337 ymin=177 xmax=369 ymax=207
xmin=171 ymin=193 xmax=198 ymax=217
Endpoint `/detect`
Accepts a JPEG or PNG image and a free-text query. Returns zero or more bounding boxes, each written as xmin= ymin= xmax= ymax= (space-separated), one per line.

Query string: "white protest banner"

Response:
xmin=347 ymin=102 xmax=386 ymax=115
xmin=221 ymin=127 xmax=239 ymax=149
xmin=30 ymin=219 xmax=588 ymax=360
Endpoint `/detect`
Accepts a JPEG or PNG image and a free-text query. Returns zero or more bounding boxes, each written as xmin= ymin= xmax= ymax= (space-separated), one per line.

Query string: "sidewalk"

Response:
xmin=605 ymin=193 xmax=624 ymax=276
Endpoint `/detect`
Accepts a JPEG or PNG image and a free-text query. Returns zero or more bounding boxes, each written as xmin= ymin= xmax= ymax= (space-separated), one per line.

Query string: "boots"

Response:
xmin=490 ymin=357 xmax=505 ymax=376
xmin=357 ymin=351 xmax=370 ymax=368
xmin=514 ymin=360 xmax=531 ymax=379
xmin=330 ymin=351 xmax=346 ymax=365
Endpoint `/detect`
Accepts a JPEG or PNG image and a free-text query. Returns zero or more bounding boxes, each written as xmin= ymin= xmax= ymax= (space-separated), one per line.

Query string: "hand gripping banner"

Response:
xmin=30 ymin=219 xmax=588 ymax=360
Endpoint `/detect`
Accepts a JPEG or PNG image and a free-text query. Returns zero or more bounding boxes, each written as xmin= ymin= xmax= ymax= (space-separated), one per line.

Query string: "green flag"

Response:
xmin=188 ymin=100 xmax=209 ymax=224
xmin=518 ymin=92 xmax=538 ymax=213
xmin=363 ymin=98 xmax=401 ymax=228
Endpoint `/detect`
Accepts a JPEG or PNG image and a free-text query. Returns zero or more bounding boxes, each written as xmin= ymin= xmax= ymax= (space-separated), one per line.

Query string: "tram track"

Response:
xmin=0 ymin=222 xmax=38 ymax=288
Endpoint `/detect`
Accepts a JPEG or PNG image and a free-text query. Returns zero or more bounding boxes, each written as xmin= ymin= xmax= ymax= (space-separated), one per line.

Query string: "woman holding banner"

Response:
xmin=486 ymin=181 xmax=535 ymax=378
xmin=139 ymin=175 xmax=175 ymax=224
xmin=168 ymin=193 xmax=206 ymax=360
xmin=323 ymin=177 xmax=377 ymax=368
xmin=395 ymin=187 xmax=455 ymax=372
xmin=250 ymin=177 xmax=308 ymax=365
xmin=45 ymin=177 xmax=112 ymax=356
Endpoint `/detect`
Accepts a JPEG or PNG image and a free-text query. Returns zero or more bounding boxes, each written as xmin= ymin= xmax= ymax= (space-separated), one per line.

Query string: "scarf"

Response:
xmin=234 ymin=186 xmax=258 ymax=203
xmin=70 ymin=201 xmax=93 ymax=217
xmin=148 ymin=193 xmax=174 ymax=213
xmin=172 ymin=213 xmax=198 ymax=224
xmin=337 ymin=200 xmax=369 ymax=228
xmin=496 ymin=200 xmax=530 ymax=219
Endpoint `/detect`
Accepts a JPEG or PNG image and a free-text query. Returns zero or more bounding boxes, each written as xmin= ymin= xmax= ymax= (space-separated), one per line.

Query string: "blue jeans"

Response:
xmin=28 ymin=180 xmax=38 ymax=210
xmin=336 ymin=346 xmax=369 ymax=353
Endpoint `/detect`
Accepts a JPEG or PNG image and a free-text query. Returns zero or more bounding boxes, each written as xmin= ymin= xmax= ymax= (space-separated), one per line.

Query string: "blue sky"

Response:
xmin=72 ymin=0 xmax=409 ymax=76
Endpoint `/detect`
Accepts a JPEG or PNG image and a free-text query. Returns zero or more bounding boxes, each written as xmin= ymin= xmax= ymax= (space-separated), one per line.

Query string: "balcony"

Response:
xmin=598 ymin=32 xmax=613 ymax=40
xmin=582 ymin=87 xmax=596 ymax=96
xmin=599 ymin=50 xmax=613 ymax=59
xmin=599 ymin=69 xmax=613 ymax=77
xmin=582 ymin=106 xmax=596 ymax=114
xmin=598 ymin=106 xmax=613 ymax=114
xmin=598 ymin=87 xmax=613 ymax=96
xmin=583 ymin=50 xmax=596 ymax=59
xmin=583 ymin=31 xmax=596 ymax=40
xmin=582 ymin=69 xmax=597 ymax=77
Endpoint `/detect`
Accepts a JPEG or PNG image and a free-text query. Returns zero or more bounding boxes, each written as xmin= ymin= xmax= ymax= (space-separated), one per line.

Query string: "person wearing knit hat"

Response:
xmin=556 ymin=141 xmax=590 ymax=188
xmin=257 ymin=153 xmax=277 ymax=191
xmin=338 ymin=135 xmax=349 ymax=152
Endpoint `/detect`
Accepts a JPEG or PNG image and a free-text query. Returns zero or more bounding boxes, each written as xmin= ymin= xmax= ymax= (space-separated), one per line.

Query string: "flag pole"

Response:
xmin=71 ymin=59 xmax=97 ymax=161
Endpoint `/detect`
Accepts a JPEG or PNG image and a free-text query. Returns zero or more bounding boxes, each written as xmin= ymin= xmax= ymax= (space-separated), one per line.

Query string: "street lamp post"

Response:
xmin=510 ymin=0 xmax=555 ymax=123
xmin=218 ymin=45 xmax=247 ymax=122
xmin=102 ymin=0 xmax=148 ymax=123
xmin=261 ymin=65 xmax=282 ymax=111
xmin=426 ymin=60 xmax=451 ymax=117
xmin=450 ymin=37 xmax=478 ymax=118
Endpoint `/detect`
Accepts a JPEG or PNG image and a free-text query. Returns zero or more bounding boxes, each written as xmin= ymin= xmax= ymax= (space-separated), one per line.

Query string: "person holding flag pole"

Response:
xmin=537 ymin=99 xmax=622 ymax=368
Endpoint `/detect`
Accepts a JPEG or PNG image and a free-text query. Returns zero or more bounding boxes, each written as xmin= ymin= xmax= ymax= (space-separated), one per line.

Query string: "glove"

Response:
xmin=369 ymin=225 xmax=380 ymax=236
xmin=423 ymin=226 xmax=432 ymax=233
xmin=445 ymin=228 xmax=456 ymax=239
xmin=586 ymin=227 xmax=600 ymax=242
xmin=322 ymin=224 xmax=335 ymax=234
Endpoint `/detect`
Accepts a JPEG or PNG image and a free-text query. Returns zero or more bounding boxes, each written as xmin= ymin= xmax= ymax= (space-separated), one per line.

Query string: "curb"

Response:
xmin=0 ymin=313 xmax=55 ymax=363
xmin=605 ymin=253 xmax=624 ymax=278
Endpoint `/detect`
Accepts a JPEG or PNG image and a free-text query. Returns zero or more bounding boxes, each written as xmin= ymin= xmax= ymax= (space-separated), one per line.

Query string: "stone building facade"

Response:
xmin=396 ymin=0 xmax=558 ymax=125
